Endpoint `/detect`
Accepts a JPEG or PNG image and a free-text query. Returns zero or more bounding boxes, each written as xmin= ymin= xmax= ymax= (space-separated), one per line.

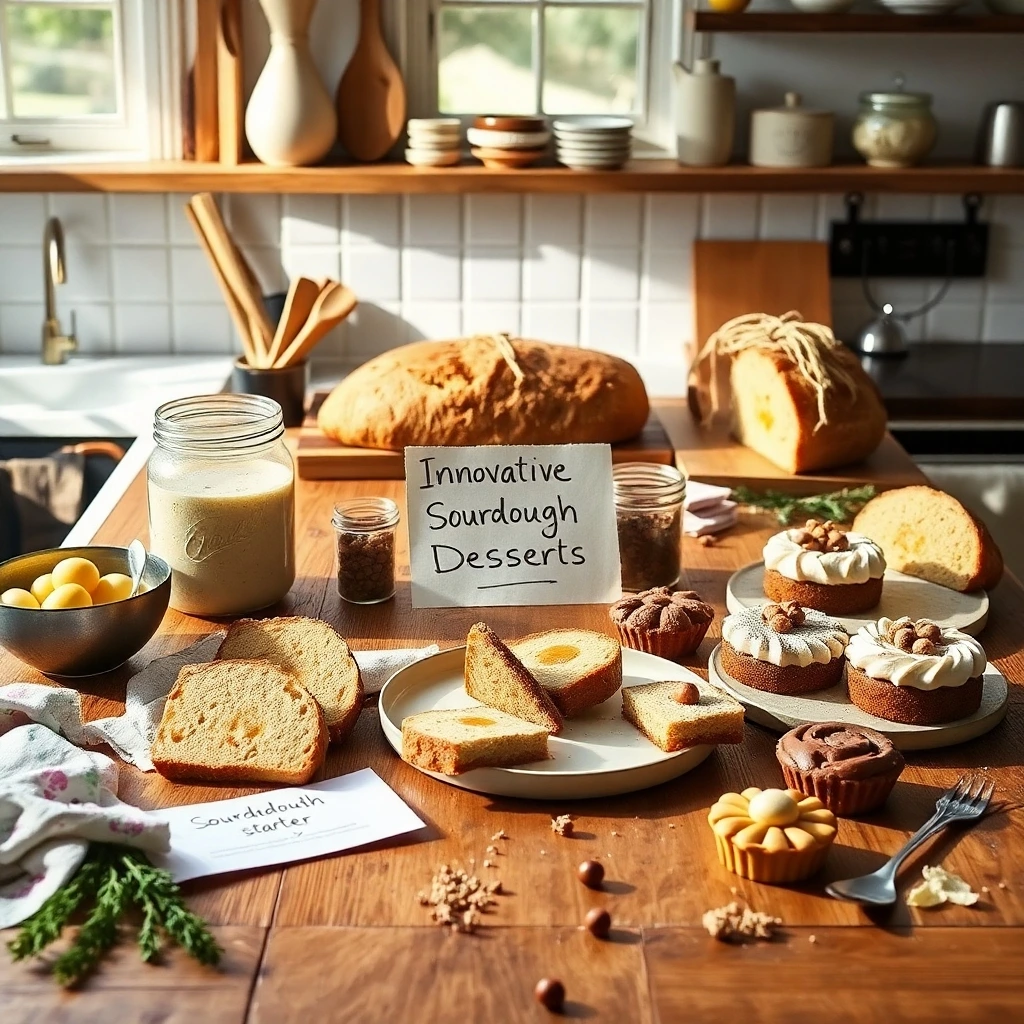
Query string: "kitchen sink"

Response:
xmin=0 ymin=355 xmax=233 ymax=437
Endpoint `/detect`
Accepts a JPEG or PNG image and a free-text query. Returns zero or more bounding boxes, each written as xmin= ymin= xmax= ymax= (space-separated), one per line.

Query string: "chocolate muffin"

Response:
xmin=610 ymin=587 xmax=714 ymax=660
xmin=846 ymin=616 xmax=986 ymax=725
xmin=776 ymin=722 xmax=905 ymax=816
xmin=763 ymin=519 xmax=885 ymax=616
xmin=720 ymin=601 xmax=849 ymax=695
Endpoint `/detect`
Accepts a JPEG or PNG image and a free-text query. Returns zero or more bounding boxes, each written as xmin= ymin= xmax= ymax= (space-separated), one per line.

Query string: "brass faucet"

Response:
xmin=42 ymin=216 xmax=77 ymax=365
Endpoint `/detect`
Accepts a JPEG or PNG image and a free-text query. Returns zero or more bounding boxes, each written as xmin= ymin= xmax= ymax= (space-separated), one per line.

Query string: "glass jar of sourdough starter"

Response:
xmin=613 ymin=463 xmax=686 ymax=592
xmin=148 ymin=394 xmax=295 ymax=616
xmin=332 ymin=497 xmax=400 ymax=605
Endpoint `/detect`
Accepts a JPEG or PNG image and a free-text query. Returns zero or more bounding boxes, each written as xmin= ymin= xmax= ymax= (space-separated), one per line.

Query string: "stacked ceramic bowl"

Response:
xmin=467 ymin=115 xmax=550 ymax=169
xmin=553 ymin=117 xmax=633 ymax=170
xmin=406 ymin=118 xmax=462 ymax=167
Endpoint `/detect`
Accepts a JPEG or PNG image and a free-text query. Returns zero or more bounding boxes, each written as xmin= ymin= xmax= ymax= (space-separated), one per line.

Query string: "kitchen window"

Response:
xmin=0 ymin=0 xmax=174 ymax=157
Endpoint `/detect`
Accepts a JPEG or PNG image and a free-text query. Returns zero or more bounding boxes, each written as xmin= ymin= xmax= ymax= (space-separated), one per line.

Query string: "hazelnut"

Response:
xmin=917 ymin=621 xmax=942 ymax=642
xmin=534 ymin=978 xmax=566 ymax=1012
xmin=781 ymin=601 xmax=805 ymax=625
xmin=761 ymin=603 xmax=781 ymax=621
xmin=793 ymin=530 xmax=813 ymax=545
xmin=805 ymin=518 xmax=822 ymax=531
xmin=577 ymin=859 xmax=605 ymax=890
xmin=912 ymin=638 xmax=938 ymax=656
xmin=675 ymin=682 xmax=700 ymax=705
xmin=827 ymin=531 xmax=849 ymax=551
xmin=770 ymin=614 xmax=793 ymax=633
xmin=584 ymin=907 xmax=612 ymax=939
xmin=893 ymin=627 xmax=917 ymax=652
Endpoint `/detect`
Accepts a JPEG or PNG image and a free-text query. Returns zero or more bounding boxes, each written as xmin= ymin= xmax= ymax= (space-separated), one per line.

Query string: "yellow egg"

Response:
xmin=30 ymin=573 xmax=55 ymax=604
xmin=41 ymin=584 xmax=93 ymax=609
xmin=1 ymin=588 xmax=40 ymax=609
xmin=51 ymin=557 xmax=101 ymax=594
xmin=91 ymin=573 xmax=133 ymax=605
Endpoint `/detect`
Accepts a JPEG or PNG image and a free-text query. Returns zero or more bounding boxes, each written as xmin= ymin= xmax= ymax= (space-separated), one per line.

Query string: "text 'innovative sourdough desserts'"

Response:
xmin=721 ymin=602 xmax=849 ymax=695
xmin=763 ymin=518 xmax=885 ymax=615
xmin=621 ymin=680 xmax=744 ymax=752
xmin=845 ymin=616 xmax=987 ymax=725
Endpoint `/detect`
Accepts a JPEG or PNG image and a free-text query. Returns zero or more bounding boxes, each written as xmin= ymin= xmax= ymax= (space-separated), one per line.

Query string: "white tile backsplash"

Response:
xmin=640 ymin=302 xmax=693 ymax=361
xmin=645 ymin=195 xmax=700 ymax=250
xmin=283 ymin=195 xmax=340 ymax=246
xmin=406 ymin=195 xmax=461 ymax=246
xmin=49 ymin=194 xmax=108 ymax=244
xmin=584 ymin=195 xmax=642 ymax=247
xmin=982 ymin=303 xmax=1024 ymax=342
xmin=702 ymin=193 xmax=760 ymax=240
xmin=112 ymin=246 xmax=169 ymax=303
xmin=73 ymin=304 xmax=114 ymax=355
xmin=645 ymin=248 xmax=692 ymax=302
xmin=109 ymin=194 xmax=168 ymax=245
xmin=0 ymin=247 xmax=42 ymax=302
xmin=464 ymin=248 xmax=521 ymax=301
xmin=521 ymin=304 xmax=579 ymax=345
xmin=0 ymin=194 xmax=46 ymax=244
xmin=345 ymin=195 xmax=401 ymax=247
xmin=114 ymin=303 xmax=171 ymax=353
xmin=582 ymin=304 xmax=639 ymax=355
xmin=463 ymin=303 xmax=521 ymax=336
xmin=0 ymin=304 xmax=40 ymax=353
xmin=523 ymin=245 xmax=581 ymax=302
xmin=759 ymin=194 xmax=818 ymax=241
xmin=404 ymin=247 xmax=461 ymax=301
xmin=344 ymin=244 xmax=402 ymax=302
xmin=585 ymin=248 xmax=641 ymax=302
xmin=170 ymin=246 xmax=223 ymax=303
xmin=227 ymin=194 xmax=282 ymax=247
xmin=281 ymin=247 xmax=342 ymax=285
xmin=466 ymin=194 xmax=522 ymax=246
xmin=346 ymin=302 xmax=405 ymax=357
xmin=405 ymin=302 xmax=462 ymax=341
xmin=62 ymin=245 xmax=111 ymax=303
xmin=525 ymin=194 xmax=582 ymax=247
xmin=925 ymin=302 xmax=984 ymax=343
xmin=172 ymin=302 xmax=234 ymax=354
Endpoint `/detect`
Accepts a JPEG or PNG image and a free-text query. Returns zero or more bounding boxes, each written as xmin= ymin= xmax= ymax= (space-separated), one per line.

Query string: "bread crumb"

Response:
xmin=906 ymin=865 xmax=979 ymax=908
xmin=999 ymin=882 xmax=1008 ymax=889
xmin=491 ymin=830 xmax=508 ymax=842
xmin=702 ymin=902 xmax=781 ymax=942
xmin=417 ymin=864 xmax=504 ymax=933
xmin=551 ymin=814 xmax=574 ymax=837
xmin=485 ymin=844 xmax=499 ymax=855
xmin=808 ymin=935 xmax=817 ymax=944
xmin=729 ymin=887 xmax=738 ymax=895
xmin=698 ymin=534 xmax=718 ymax=547
xmin=539 ymin=850 xmax=546 ymax=856
xmin=483 ymin=859 xmax=493 ymax=868
xmin=668 ymin=823 xmax=676 ymax=829
xmin=981 ymin=886 xmax=990 ymax=893
xmin=611 ymin=830 xmax=620 ymax=837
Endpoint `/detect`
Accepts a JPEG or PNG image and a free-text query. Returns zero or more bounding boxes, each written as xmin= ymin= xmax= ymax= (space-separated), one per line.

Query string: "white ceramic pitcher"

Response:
xmin=245 ymin=0 xmax=337 ymax=166
xmin=673 ymin=58 xmax=735 ymax=167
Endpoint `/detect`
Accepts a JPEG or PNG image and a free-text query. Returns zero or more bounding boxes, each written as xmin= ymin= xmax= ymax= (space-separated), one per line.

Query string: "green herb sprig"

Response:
xmin=730 ymin=485 xmax=876 ymax=526
xmin=8 ymin=843 xmax=221 ymax=987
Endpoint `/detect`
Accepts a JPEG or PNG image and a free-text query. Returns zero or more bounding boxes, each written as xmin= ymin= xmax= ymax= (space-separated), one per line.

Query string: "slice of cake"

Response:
xmin=510 ymin=629 xmax=622 ymax=717
xmin=217 ymin=616 xmax=363 ymax=743
xmin=464 ymin=622 xmax=564 ymax=734
xmin=621 ymin=680 xmax=744 ymax=752
xmin=401 ymin=708 xmax=550 ymax=775
xmin=151 ymin=660 xmax=327 ymax=785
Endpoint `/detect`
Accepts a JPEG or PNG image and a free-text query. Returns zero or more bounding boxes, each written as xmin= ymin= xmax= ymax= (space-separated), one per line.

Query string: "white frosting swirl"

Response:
xmin=723 ymin=607 xmax=849 ymax=668
xmin=847 ymin=617 xmax=986 ymax=691
xmin=763 ymin=529 xmax=885 ymax=585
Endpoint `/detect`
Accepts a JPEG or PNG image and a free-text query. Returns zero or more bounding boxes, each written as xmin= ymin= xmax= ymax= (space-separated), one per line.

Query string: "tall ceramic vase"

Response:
xmin=245 ymin=0 xmax=337 ymax=166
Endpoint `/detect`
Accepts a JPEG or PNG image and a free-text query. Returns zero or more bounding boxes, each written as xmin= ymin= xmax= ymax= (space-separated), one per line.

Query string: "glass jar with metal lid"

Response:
xmin=612 ymin=463 xmax=686 ymax=592
xmin=147 ymin=394 xmax=295 ymax=616
xmin=853 ymin=88 xmax=936 ymax=169
xmin=332 ymin=497 xmax=400 ymax=605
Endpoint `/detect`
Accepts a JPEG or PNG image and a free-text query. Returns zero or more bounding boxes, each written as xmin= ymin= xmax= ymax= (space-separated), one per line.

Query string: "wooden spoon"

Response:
xmin=273 ymin=283 xmax=358 ymax=368
xmin=267 ymin=277 xmax=321 ymax=367
xmin=336 ymin=0 xmax=406 ymax=162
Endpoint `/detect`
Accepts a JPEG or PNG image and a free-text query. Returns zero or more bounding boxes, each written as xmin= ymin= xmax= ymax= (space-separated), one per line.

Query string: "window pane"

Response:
xmin=543 ymin=6 xmax=640 ymax=115
xmin=438 ymin=6 xmax=535 ymax=115
xmin=7 ymin=3 xmax=117 ymax=118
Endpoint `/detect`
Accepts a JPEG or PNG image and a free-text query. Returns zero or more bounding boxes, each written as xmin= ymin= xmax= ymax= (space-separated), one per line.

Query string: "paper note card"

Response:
xmin=405 ymin=443 xmax=621 ymax=608
xmin=150 ymin=769 xmax=425 ymax=883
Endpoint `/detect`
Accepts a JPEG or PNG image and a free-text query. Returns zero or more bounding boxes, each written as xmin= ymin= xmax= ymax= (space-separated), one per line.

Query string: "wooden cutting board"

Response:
xmin=296 ymin=393 xmax=675 ymax=480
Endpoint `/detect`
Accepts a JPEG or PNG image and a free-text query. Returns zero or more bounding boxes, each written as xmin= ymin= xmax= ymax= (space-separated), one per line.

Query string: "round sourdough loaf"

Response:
xmin=316 ymin=335 xmax=650 ymax=449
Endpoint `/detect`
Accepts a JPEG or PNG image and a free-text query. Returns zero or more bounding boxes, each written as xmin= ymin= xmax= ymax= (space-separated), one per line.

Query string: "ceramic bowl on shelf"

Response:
xmin=405 ymin=148 xmax=461 ymax=167
xmin=466 ymin=127 xmax=551 ymax=150
xmin=877 ymin=0 xmax=966 ymax=12
xmin=470 ymin=146 xmax=546 ymax=169
xmin=406 ymin=117 xmax=462 ymax=167
xmin=553 ymin=115 xmax=632 ymax=170
xmin=788 ymin=0 xmax=856 ymax=10
xmin=474 ymin=115 xmax=547 ymax=133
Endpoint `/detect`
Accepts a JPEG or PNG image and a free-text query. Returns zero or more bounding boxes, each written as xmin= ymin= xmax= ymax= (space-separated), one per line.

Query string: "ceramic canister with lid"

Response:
xmin=750 ymin=92 xmax=834 ymax=168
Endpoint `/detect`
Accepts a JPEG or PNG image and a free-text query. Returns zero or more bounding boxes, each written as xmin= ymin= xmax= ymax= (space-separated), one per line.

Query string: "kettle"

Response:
xmin=673 ymin=59 xmax=735 ymax=167
xmin=853 ymin=304 xmax=908 ymax=357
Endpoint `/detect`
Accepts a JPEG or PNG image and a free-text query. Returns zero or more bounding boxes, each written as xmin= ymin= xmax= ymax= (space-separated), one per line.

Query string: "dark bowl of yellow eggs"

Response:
xmin=0 ymin=546 xmax=171 ymax=677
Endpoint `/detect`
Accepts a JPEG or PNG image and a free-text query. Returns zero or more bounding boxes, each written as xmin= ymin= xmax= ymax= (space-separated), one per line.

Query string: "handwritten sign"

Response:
xmin=149 ymin=769 xmax=425 ymax=882
xmin=405 ymin=444 xmax=621 ymax=608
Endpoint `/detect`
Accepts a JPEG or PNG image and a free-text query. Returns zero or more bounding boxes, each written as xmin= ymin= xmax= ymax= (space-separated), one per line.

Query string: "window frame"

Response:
xmin=0 ymin=0 xmax=179 ymax=159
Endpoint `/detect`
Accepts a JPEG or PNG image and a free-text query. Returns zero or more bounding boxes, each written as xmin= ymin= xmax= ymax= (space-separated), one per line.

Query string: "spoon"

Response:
xmin=127 ymin=539 xmax=148 ymax=598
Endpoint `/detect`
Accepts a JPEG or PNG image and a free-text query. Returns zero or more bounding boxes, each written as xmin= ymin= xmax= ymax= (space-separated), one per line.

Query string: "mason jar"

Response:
xmin=147 ymin=394 xmax=296 ymax=616
xmin=613 ymin=463 xmax=686 ymax=592
xmin=853 ymin=90 xmax=937 ymax=169
xmin=332 ymin=498 xmax=400 ymax=605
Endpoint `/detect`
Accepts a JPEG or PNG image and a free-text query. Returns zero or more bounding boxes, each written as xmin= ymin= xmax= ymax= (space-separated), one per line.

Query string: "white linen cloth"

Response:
xmin=0 ymin=636 xmax=440 ymax=772
xmin=684 ymin=480 xmax=738 ymax=536
xmin=0 ymin=724 xmax=170 ymax=928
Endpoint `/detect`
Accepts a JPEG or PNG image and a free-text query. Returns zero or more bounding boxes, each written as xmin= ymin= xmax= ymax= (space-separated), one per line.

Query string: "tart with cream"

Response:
xmin=708 ymin=787 xmax=838 ymax=883
xmin=720 ymin=601 xmax=849 ymax=695
xmin=763 ymin=518 xmax=885 ymax=615
xmin=846 ymin=616 xmax=986 ymax=725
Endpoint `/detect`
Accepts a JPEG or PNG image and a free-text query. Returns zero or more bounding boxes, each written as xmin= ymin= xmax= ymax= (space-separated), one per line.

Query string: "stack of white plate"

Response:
xmin=553 ymin=117 xmax=633 ymax=170
xmin=878 ymin=0 xmax=965 ymax=11
xmin=406 ymin=118 xmax=462 ymax=167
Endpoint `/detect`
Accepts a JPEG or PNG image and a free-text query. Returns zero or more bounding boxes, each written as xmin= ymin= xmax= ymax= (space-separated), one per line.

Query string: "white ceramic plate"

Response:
xmin=466 ymin=127 xmax=551 ymax=149
xmin=707 ymin=644 xmax=1008 ymax=751
xmin=726 ymin=562 xmax=989 ymax=636
xmin=405 ymin=148 xmax=461 ymax=167
xmin=557 ymin=156 xmax=630 ymax=170
xmin=553 ymin=116 xmax=634 ymax=133
xmin=379 ymin=646 xmax=715 ymax=799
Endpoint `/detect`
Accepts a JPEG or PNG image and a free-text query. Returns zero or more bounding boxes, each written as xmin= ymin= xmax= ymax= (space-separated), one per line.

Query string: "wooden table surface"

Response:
xmin=3 ymin=461 xmax=1023 ymax=1022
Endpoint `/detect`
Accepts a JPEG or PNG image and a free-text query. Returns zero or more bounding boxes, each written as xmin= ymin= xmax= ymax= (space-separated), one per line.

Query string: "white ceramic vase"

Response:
xmin=672 ymin=59 xmax=735 ymax=167
xmin=245 ymin=0 xmax=337 ymax=167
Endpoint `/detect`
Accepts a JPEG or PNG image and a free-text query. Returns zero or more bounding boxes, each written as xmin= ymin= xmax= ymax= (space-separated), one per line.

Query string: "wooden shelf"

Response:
xmin=1 ymin=160 xmax=1023 ymax=194
xmin=689 ymin=11 xmax=1024 ymax=32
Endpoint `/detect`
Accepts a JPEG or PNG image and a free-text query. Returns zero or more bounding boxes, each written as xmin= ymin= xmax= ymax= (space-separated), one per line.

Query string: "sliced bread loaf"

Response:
xmin=464 ymin=622 xmax=564 ymax=734
xmin=216 ymin=616 xmax=363 ymax=742
xmin=853 ymin=485 xmax=1003 ymax=592
xmin=401 ymin=708 xmax=550 ymax=775
xmin=151 ymin=659 xmax=327 ymax=784
xmin=621 ymin=680 xmax=744 ymax=752
xmin=510 ymin=629 xmax=622 ymax=717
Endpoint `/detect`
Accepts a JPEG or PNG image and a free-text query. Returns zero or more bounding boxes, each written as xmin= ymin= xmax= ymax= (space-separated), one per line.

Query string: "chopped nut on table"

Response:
xmin=698 ymin=534 xmax=718 ymax=548
xmin=702 ymin=901 xmax=781 ymax=942
xmin=418 ymin=864 xmax=504 ymax=933
xmin=551 ymin=814 xmax=574 ymax=837
xmin=491 ymin=829 xmax=509 ymax=842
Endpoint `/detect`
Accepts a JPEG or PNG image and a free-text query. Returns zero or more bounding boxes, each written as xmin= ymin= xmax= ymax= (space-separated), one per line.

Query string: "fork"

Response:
xmin=826 ymin=775 xmax=994 ymax=906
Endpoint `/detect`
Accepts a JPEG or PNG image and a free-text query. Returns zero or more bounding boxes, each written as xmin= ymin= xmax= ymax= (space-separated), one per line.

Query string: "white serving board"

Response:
xmin=379 ymin=646 xmax=715 ymax=799
xmin=707 ymin=644 xmax=1008 ymax=752
xmin=726 ymin=562 xmax=989 ymax=636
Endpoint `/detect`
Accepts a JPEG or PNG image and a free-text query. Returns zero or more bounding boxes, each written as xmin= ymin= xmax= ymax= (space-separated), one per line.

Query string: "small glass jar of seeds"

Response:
xmin=612 ymin=462 xmax=686 ymax=592
xmin=332 ymin=497 xmax=400 ymax=604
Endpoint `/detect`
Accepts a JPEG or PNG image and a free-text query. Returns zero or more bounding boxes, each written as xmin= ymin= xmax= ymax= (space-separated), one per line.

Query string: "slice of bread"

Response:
xmin=463 ymin=622 xmax=564 ymax=735
xmin=853 ymin=485 xmax=1003 ymax=593
xmin=216 ymin=617 xmax=363 ymax=743
xmin=401 ymin=708 xmax=550 ymax=775
xmin=510 ymin=629 xmax=622 ymax=717
xmin=621 ymin=680 xmax=744 ymax=752
xmin=151 ymin=660 xmax=327 ymax=784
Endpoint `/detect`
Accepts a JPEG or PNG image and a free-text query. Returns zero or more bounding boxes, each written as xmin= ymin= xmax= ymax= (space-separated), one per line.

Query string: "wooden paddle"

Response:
xmin=336 ymin=0 xmax=406 ymax=162
xmin=267 ymin=276 xmax=321 ymax=367
xmin=273 ymin=283 xmax=358 ymax=368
